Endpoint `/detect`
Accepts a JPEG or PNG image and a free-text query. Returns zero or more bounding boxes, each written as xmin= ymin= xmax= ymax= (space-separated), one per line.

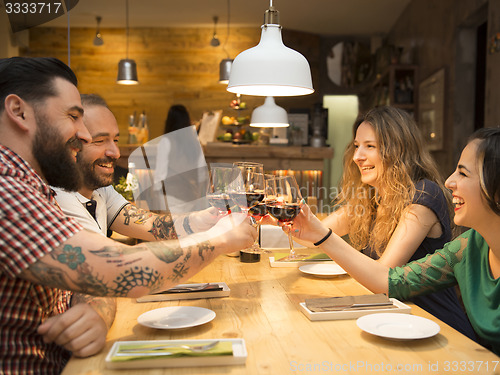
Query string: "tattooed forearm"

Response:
xmin=169 ymin=250 xmax=192 ymax=282
xmin=146 ymin=242 xmax=184 ymax=263
xmin=72 ymin=293 xmax=117 ymax=329
xmin=24 ymin=237 xmax=217 ymax=298
xmin=149 ymin=214 xmax=178 ymax=240
xmin=197 ymin=241 xmax=215 ymax=261
xmin=122 ymin=205 xmax=154 ymax=225
xmin=112 ymin=266 xmax=163 ymax=296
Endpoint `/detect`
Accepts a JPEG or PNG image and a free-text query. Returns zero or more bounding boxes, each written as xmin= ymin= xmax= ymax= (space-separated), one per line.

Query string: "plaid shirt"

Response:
xmin=0 ymin=145 xmax=83 ymax=375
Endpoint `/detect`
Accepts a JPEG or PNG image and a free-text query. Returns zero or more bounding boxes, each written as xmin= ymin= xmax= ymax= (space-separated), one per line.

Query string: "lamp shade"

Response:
xmin=219 ymin=58 xmax=233 ymax=84
xmin=117 ymin=59 xmax=139 ymax=85
xmin=227 ymin=24 xmax=314 ymax=97
xmin=250 ymin=96 xmax=289 ymax=127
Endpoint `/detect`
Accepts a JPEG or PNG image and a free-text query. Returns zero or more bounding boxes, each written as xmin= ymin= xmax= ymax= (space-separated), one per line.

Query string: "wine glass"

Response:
xmin=206 ymin=165 xmax=235 ymax=215
xmin=246 ymin=174 xmax=277 ymax=253
xmin=233 ymin=161 xmax=264 ymax=175
xmin=229 ymin=171 xmax=265 ymax=214
xmin=266 ymin=175 xmax=303 ymax=260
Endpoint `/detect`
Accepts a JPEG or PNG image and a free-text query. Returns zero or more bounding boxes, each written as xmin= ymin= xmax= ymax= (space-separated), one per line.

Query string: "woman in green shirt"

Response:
xmin=286 ymin=127 xmax=500 ymax=355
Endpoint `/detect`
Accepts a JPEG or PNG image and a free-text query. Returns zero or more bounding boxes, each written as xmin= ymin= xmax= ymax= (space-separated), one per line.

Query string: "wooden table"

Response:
xmin=62 ymin=250 xmax=499 ymax=375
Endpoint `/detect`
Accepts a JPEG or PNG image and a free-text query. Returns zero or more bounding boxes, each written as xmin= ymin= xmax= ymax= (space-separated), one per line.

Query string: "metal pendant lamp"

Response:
xmin=227 ymin=0 xmax=313 ymax=97
xmin=250 ymin=96 xmax=289 ymax=127
xmin=218 ymin=0 xmax=233 ymax=84
xmin=117 ymin=0 xmax=138 ymax=85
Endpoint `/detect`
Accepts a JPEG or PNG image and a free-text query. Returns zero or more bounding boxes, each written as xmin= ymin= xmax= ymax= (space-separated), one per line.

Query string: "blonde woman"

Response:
xmin=287 ymin=127 xmax=500 ymax=354
xmin=298 ymin=106 xmax=475 ymax=339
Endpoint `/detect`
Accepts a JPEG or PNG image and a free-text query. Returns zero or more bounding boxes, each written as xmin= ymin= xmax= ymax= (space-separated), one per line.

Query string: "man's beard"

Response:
xmin=32 ymin=113 xmax=83 ymax=192
xmin=77 ymin=155 xmax=116 ymax=190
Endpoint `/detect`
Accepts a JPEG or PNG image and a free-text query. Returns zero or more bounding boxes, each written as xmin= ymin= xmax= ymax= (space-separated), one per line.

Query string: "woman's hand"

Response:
xmin=280 ymin=203 xmax=331 ymax=245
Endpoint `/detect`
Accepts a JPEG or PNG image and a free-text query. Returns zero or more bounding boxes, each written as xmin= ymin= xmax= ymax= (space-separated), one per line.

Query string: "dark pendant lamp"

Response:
xmin=117 ymin=0 xmax=139 ymax=85
xmin=218 ymin=0 xmax=233 ymax=84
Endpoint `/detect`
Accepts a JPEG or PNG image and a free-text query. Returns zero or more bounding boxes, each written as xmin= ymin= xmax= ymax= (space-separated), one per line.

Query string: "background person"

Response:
xmin=163 ymin=104 xmax=192 ymax=134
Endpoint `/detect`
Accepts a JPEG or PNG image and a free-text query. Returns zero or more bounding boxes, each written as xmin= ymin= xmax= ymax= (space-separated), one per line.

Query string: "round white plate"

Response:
xmin=137 ymin=306 xmax=216 ymax=330
xmin=356 ymin=313 xmax=440 ymax=340
xmin=299 ymin=263 xmax=347 ymax=277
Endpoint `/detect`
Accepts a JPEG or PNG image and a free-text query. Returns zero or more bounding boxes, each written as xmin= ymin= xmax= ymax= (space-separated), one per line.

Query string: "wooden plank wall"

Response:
xmin=24 ymin=26 xmax=321 ymax=143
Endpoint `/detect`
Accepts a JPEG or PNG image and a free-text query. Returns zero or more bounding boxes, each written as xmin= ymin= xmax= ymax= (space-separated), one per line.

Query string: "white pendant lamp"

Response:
xmin=250 ymin=97 xmax=289 ymax=128
xmin=227 ymin=0 xmax=313 ymax=97
xmin=117 ymin=0 xmax=139 ymax=85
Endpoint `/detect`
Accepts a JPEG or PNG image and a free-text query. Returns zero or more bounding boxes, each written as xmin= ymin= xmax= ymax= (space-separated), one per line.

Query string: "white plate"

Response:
xmin=356 ymin=313 xmax=440 ymax=340
xmin=138 ymin=306 xmax=216 ymax=330
xmin=299 ymin=263 xmax=347 ymax=277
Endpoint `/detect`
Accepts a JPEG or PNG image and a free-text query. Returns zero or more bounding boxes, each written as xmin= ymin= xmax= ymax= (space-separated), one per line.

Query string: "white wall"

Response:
xmin=323 ymin=95 xmax=359 ymax=199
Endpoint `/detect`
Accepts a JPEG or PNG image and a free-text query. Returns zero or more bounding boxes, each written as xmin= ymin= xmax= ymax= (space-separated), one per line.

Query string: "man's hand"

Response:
xmin=189 ymin=206 xmax=220 ymax=232
xmin=37 ymin=296 xmax=116 ymax=357
xmin=187 ymin=212 xmax=257 ymax=254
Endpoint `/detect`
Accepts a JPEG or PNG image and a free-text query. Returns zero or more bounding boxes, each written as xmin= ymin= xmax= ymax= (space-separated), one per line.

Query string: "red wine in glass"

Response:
xmin=207 ymin=193 xmax=233 ymax=213
xmin=267 ymin=203 xmax=301 ymax=223
xmin=230 ymin=192 xmax=265 ymax=211
xmin=248 ymin=202 xmax=268 ymax=219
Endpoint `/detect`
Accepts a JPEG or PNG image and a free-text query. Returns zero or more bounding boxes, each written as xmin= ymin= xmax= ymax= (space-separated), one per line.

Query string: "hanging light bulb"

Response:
xmin=93 ymin=16 xmax=104 ymax=46
xmin=218 ymin=0 xmax=232 ymax=84
xmin=250 ymin=96 xmax=289 ymax=127
xmin=227 ymin=0 xmax=313 ymax=97
xmin=210 ymin=16 xmax=220 ymax=47
xmin=117 ymin=0 xmax=139 ymax=85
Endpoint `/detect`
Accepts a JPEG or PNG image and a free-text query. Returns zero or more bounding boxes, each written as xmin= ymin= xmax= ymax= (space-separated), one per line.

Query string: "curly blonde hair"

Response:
xmin=336 ymin=106 xmax=451 ymax=256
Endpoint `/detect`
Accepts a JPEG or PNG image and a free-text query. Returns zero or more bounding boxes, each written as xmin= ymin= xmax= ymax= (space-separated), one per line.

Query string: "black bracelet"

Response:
xmin=183 ymin=215 xmax=194 ymax=235
xmin=313 ymin=228 xmax=333 ymax=246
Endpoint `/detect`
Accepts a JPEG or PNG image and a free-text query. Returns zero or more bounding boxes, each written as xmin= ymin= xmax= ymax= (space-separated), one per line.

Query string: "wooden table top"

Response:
xmin=62 ymin=249 xmax=499 ymax=375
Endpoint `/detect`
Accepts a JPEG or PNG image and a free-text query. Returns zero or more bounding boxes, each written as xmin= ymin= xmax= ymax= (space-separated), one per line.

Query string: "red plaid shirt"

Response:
xmin=0 ymin=145 xmax=83 ymax=375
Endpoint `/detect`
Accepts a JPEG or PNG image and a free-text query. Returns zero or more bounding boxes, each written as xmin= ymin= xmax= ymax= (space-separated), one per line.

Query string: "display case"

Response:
xmin=369 ymin=64 xmax=419 ymax=119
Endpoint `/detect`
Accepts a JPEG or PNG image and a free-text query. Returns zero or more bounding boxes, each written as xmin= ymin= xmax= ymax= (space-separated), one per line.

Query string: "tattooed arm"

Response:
xmin=21 ymin=212 xmax=256 ymax=298
xmin=110 ymin=204 xmax=220 ymax=241
xmin=37 ymin=294 xmax=116 ymax=357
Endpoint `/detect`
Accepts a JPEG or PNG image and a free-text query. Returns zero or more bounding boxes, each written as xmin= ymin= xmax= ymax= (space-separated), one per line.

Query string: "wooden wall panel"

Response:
xmin=24 ymin=26 xmax=321 ymax=143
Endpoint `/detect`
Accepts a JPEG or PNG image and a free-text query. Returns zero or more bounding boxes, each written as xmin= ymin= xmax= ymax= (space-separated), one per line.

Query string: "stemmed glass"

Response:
xmin=233 ymin=162 xmax=264 ymax=175
xmin=246 ymin=174 xmax=277 ymax=253
xmin=206 ymin=165 xmax=235 ymax=215
xmin=229 ymin=171 xmax=265 ymax=215
xmin=266 ymin=175 xmax=303 ymax=260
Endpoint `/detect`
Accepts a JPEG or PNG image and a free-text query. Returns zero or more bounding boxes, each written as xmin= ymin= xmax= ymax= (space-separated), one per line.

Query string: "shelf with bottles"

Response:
xmin=369 ymin=64 xmax=418 ymax=118
xmin=127 ymin=110 xmax=149 ymax=145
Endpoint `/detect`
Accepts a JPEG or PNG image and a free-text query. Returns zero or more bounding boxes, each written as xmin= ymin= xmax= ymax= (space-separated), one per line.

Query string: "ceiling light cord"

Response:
xmin=67 ymin=3 xmax=70 ymax=67
xmin=125 ymin=0 xmax=129 ymax=58
xmin=222 ymin=0 xmax=230 ymax=58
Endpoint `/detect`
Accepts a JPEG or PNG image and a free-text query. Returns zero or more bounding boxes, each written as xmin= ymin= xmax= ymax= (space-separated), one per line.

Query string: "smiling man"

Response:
xmin=0 ymin=58 xmax=256 ymax=375
xmin=53 ymin=94 xmax=219 ymax=240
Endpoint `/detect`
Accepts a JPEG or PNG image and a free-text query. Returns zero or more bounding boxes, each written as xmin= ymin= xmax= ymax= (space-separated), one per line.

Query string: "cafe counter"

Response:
xmin=118 ymin=143 xmax=334 ymax=172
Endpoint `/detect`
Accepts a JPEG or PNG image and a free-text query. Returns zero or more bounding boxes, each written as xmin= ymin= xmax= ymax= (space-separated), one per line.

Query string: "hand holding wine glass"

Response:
xmin=266 ymin=175 xmax=303 ymax=260
xmin=206 ymin=166 xmax=235 ymax=215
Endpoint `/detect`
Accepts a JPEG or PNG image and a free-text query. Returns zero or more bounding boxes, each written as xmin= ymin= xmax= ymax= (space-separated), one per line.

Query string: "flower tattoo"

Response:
xmin=57 ymin=245 xmax=85 ymax=270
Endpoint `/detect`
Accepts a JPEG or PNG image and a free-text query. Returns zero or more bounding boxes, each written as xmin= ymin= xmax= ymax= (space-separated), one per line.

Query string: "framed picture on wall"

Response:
xmin=418 ymin=68 xmax=445 ymax=151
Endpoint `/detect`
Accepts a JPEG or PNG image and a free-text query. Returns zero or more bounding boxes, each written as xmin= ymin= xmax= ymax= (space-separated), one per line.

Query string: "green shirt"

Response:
xmin=389 ymin=229 xmax=500 ymax=356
